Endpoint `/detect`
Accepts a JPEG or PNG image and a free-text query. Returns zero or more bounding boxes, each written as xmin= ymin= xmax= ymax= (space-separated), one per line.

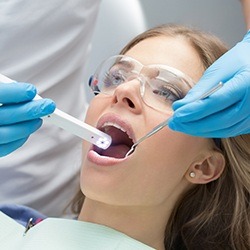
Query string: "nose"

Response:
xmin=111 ymin=78 xmax=143 ymax=114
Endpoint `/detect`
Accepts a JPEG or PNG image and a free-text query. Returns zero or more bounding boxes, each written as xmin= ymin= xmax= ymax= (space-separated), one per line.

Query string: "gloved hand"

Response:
xmin=168 ymin=30 xmax=250 ymax=138
xmin=0 ymin=82 xmax=55 ymax=157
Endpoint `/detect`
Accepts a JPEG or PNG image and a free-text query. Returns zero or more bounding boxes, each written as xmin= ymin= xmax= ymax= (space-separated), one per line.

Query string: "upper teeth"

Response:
xmin=102 ymin=122 xmax=126 ymax=133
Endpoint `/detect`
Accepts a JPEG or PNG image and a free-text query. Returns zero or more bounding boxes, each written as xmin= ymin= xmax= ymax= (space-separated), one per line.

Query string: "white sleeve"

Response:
xmin=0 ymin=0 xmax=101 ymax=217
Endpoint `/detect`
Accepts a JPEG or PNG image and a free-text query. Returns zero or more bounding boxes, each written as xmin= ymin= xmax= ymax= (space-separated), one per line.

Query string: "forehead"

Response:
xmin=124 ymin=36 xmax=204 ymax=82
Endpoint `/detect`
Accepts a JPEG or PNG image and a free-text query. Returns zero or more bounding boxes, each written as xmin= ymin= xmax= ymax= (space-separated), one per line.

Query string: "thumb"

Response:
xmin=173 ymin=30 xmax=250 ymax=111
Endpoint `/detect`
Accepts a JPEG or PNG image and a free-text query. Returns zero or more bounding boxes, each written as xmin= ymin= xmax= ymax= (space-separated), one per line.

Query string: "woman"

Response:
xmin=77 ymin=24 xmax=250 ymax=249
xmin=1 ymin=24 xmax=249 ymax=250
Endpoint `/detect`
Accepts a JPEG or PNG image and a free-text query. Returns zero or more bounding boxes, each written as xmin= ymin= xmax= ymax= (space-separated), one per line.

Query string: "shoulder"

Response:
xmin=0 ymin=204 xmax=46 ymax=226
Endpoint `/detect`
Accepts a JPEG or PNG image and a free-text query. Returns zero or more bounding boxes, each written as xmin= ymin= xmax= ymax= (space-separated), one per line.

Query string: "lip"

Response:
xmin=87 ymin=113 xmax=136 ymax=166
xmin=87 ymin=150 xmax=127 ymax=166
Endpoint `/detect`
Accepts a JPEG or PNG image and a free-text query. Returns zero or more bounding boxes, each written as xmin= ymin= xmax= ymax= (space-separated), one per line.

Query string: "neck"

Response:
xmin=78 ymin=198 xmax=171 ymax=250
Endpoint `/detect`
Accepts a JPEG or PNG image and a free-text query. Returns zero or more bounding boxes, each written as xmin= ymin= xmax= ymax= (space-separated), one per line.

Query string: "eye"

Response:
xmin=152 ymin=84 xmax=183 ymax=102
xmin=103 ymin=70 xmax=126 ymax=88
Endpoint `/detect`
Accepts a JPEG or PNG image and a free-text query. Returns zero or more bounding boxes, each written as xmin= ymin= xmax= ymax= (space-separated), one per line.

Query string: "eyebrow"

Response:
xmin=115 ymin=60 xmax=135 ymax=69
xmin=156 ymin=68 xmax=193 ymax=95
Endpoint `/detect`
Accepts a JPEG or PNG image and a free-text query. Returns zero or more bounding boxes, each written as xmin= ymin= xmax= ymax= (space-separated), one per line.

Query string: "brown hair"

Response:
xmin=71 ymin=24 xmax=250 ymax=249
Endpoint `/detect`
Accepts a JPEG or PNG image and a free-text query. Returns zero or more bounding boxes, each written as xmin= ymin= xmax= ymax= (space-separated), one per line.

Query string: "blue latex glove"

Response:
xmin=168 ymin=30 xmax=250 ymax=138
xmin=0 ymin=82 xmax=56 ymax=157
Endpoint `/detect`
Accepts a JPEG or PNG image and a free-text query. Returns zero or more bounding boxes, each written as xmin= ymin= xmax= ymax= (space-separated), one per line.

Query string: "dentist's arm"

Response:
xmin=168 ymin=30 xmax=250 ymax=138
xmin=0 ymin=82 xmax=55 ymax=156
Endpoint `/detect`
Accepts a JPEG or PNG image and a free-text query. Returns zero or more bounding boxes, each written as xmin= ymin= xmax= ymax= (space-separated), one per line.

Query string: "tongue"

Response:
xmin=101 ymin=144 xmax=130 ymax=158
xmin=99 ymin=126 xmax=133 ymax=158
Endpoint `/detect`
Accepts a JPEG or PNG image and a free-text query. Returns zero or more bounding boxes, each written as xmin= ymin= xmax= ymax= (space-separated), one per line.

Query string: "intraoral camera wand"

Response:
xmin=125 ymin=82 xmax=223 ymax=157
xmin=0 ymin=74 xmax=111 ymax=150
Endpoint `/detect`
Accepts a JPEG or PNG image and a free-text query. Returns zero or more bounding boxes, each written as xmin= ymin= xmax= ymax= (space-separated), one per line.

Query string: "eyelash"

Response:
xmin=103 ymin=71 xmax=126 ymax=87
xmin=152 ymin=84 xmax=183 ymax=102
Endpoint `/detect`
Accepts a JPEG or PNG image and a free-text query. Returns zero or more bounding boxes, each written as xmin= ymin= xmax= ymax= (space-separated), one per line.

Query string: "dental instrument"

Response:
xmin=0 ymin=73 xmax=111 ymax=150
xmin=125 ymin=82 xmax=224 ymax=157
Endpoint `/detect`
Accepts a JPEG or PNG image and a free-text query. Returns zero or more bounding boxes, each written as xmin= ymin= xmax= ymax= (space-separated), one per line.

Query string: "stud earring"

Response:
xmin=189 ymin=172 xmax=196 ymax=178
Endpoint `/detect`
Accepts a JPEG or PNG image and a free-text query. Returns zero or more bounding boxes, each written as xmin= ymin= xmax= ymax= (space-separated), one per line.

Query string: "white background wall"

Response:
xmin=140 ymin=0 xmax=246 ymax=47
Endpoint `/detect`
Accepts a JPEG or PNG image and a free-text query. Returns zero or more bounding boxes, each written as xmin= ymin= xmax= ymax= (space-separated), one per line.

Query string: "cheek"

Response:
xmin=142 ymin=128 xmax=207 ymax=174
xmin=84 ymin=96 xmax=111 ymax=129
xmin=84 ymin=99 xmax=99 ymax=126
xmin=134 ymin=130 xmax=207 ymax=203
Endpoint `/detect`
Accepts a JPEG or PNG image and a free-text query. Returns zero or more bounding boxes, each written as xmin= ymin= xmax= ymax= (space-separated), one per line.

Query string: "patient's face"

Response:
xmin=81 ymin=36 xmax=211 ymax=207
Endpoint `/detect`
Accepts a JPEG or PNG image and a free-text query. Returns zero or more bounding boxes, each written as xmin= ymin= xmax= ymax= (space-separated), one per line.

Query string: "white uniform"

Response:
xmin=0 ymin=0 xmax=101 ymax=217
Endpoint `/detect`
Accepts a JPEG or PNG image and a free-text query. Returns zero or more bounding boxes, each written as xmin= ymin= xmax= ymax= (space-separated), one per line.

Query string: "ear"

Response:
xmin=185 ymin=151 xmax=225 ymax=184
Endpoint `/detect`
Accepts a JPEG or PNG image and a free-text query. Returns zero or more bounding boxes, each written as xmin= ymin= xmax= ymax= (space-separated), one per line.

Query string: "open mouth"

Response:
xmin=93 ymin=122 xmax=134 ymax=159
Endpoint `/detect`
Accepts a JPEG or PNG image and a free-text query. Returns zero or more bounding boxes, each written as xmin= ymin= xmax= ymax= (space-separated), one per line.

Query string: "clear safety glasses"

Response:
xmin=89 ymin=55 xmax=195 ymax=112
